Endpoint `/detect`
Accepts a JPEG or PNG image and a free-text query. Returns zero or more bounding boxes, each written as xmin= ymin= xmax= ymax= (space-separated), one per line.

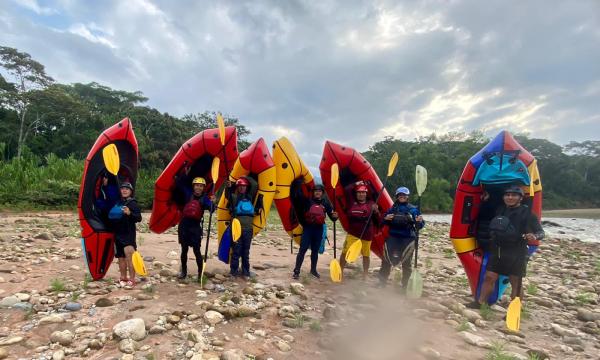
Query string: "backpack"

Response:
xmin=489 ymin=207 xmax=528 ymax=247
xmin=235 ymin=197 xmax=255 ymax=216
xmin=305 ymin=203 xmax=326 ymax=225
xmin=182 ymin=198 xmax=203 ymax=220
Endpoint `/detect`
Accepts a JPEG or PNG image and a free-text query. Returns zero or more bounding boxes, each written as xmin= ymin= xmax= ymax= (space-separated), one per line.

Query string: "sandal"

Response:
xmin=119 ymin=278 xmax=128 ymax=286
xmin=126 ymin=279 xmax=137 ymax=288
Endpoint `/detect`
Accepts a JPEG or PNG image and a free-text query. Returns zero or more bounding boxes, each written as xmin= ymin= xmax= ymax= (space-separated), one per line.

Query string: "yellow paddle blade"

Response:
xmin=387 ymin=152 xmax=399 ymax=177
xmin=406 ymin=271 xmax=423 ymax=298
xmin=329 ymin=259 xmax=342 ymax=283
xmin=231 ymin=218 xmax=242 ymax=242
xmin=345 ymin=240 xmax=362 ymax=263
xmin=211 ymin=157 xmax=220 ymax=182
xmin=415 ymin=165 xmax=428 ymax=196
xmin=217 ymin=113 xmax=226 ymax=146
xmin=506 ymin=297 xmax=522 ymax=331
xmin=102 ymin=144 xmax=120 ymax=176
xmin=331 ymin=163 xmax=339 ymax=188
xmin=132 ymin=251 xmax=148 ymax=276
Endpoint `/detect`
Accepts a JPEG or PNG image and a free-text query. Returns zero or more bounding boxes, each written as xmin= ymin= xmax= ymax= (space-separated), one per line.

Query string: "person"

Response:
xmin=469 ymin=185 xmax=544 ymax=308
xmin=292 ymin=184 xmax=338 ymax=280
xmin=109 ymin=182 xmax=142 ymax=287
xmin=225 ymin=176 xmax=263 ymax=279
xmin=95 ymin=171 xmax=119 ymax=222
xmin=176 ymin=176 xmax=215 ymax=281
xmin=339 ymin=181 xmax=380 ymax=280
xmin=378 ymin=186 xmax=424 ymax=289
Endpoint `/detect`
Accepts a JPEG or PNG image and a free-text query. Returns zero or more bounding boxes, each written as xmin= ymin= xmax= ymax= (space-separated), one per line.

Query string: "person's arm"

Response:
xmin=324 ymin=199 xmax=338 ymax=221
xmin=412 ymin=207 xmax=425 ymax=230
xmin=524 ymin=213 xmax=544 ymax=245
xmin=254 ymin=194 xmax=264 ymax=216
xmin=124 ymin=200 xmax=142 ymax=223
xmin=202 ymin=195 xmax=215 ymax=213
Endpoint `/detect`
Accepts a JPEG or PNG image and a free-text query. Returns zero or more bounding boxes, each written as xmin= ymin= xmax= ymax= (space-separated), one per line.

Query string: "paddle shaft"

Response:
xmin=414 ymin=196 xmax=421 ymax=269
xmin=332 ymin=188 xmax=337 ymax=259
xmin=356 ymin=177 xmax=389 ymax=243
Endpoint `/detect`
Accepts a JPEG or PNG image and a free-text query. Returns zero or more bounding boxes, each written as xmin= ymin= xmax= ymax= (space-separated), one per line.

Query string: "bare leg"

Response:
xmin=362 ymin=256 xmax=370 ymax=280
xmin=124 ymin=246 xmax=135 ymax=283
xmin=478 ymin=271 xmax=499 ymax=305
xmin=339 ymin=252 xmax=347 ymax=273
xmin=509 ymin=275 xmax=522 ymax=299
xmin=118 ymin=258 xmax=127 ymax=280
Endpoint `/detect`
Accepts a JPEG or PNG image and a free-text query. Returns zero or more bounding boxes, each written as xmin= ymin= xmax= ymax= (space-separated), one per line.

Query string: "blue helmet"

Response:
xmin=395 ymin=187 xmax=410 ymax=196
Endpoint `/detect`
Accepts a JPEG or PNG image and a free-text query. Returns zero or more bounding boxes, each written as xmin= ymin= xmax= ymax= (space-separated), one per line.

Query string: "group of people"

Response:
xmin=95 ymin=169 xmax=544 ymax=307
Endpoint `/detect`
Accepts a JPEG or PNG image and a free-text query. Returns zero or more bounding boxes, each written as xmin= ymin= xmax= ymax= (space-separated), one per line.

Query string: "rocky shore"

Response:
xmin=0 ymin=212 xmax=598 ymax=359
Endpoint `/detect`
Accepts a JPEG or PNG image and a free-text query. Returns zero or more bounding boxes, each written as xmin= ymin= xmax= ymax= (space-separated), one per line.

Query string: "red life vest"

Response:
xmin=305 ymin=203 xmax=326 ymax=225
xmin=182 ymin=199 xmax=203 ymax=220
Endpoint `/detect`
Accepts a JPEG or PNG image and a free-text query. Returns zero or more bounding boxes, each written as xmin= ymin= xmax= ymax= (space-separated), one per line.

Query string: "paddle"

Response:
xmin=347 ymin=152 xmax=399 ymax=263
xmin=231 ymin=218 xmax=242 ymax=242
xmin=329 ymin=163 xmax=342 ymax=283
xmin=102 ymin=143 xmax=120 ymax=177
xmin=132 ymin=250 xmax=148 ymax=276
xmin=506 ymin=273 xmax=523 ymax=331
xmin=407 ymin=165 xmax=427 ymax=299
xmin=200 ymin=157 xmax=220 ymax=287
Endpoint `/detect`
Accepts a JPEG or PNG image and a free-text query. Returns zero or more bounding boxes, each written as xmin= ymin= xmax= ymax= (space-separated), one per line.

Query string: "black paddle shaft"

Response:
xmin=332 ymin=187 xmax=337 ymax=259
xmin=414 ymin=196 xmax=421 ymax=269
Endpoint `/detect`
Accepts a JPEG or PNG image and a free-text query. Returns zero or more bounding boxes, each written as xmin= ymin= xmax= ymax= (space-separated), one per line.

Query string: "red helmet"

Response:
xmin=355 ymin=185 xmax=368 ymax=193
xmin=236 ymin=178 xmax=250 ymax=186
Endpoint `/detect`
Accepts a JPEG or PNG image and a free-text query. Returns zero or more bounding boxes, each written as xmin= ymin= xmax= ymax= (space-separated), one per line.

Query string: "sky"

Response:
xmin=1 ymin=0 xmax=599 ymax=172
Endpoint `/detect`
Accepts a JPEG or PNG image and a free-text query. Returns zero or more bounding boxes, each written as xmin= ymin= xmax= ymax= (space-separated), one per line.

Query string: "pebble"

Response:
xmin=204 ymin=310 xmax=224 ymax=325
xmin=459 ymin=332 xmax=491 ymax=348
xmin=0 ymin=296 xmax=19 ymax=308
xmin=118 ymin=338 xmax=139 ymax=354
xmin=0 ymin=336 xmax=24 ymax=346
xmin=113 ymin=318 xmax=147 ymax=341
xmin=276 ymin=340 xmax=291 ymax=352
xmin=64 ymin=302 xmax=82 ymax=311
xmin=50 ymin=330 xmax=73 ymax=346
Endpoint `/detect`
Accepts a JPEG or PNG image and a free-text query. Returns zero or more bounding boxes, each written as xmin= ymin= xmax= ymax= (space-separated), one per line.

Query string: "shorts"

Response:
xmin=343 ymin=234 xmax=371 ymax=257
xmin=486 ymin=248 xmax=527 ymax=277
xmin=384 ymin=236 xmax=414 ymax=266
xmin=114 ymin=238 xmax=137 ymax=258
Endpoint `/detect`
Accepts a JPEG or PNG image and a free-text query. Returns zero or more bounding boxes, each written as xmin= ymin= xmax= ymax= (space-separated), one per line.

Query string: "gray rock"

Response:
xmin=95 ymin=297 xmax=114 ymax=307
xmin=52 ymin=350 xmax=65 ymax=360
xmin=577 ymin=308 xmax=600 ymax=322
xmin=88 ymin=339 xmax=103 ymax=350
xmin=12 ymin=302 xmax=33 ymax=311
xmin=39 ymin=315 xmax=65 ymax=325
xmin=112 ymin=318 xmax=147 ymax=341
xmin=276 ymin=340 xmax=291 ymax=352
xmin=118 ymin=338 xmax=139 ymax=354
xmin=64 ymin=302 xmax=82 ymax=311
xmin=148 ymin=325 xmax=167 ymax=334
xmin=159 ymin=268 xmax=178 ymax=277
xmin=237 ymin=305 xmax=257 ymax=318
xmin=204 ymin=310 xmax=224 ymax=325
xmin=462 ymin=309 xmax=482 ymax=322
xmin=221 ymin=349 xmax=244 ymax=360
xmin=34 ymin=232 xmax=53 ymax=240
xmin=419 ymin=347 xmax=441 ymax=359
xmin=0 ymin=296 xmax=19 ymax=308
xmin=530 ymin=297 xmax=554 ymax=308
xmin=50 ymin=330 xmax=74 ymax=346
xmin=526 ymin=349 xmax=549 ymax=360
xmin=459 ymin=332 xmax=491 ymax=348
xmin=0 ymin=336 xmax=24 ymax=346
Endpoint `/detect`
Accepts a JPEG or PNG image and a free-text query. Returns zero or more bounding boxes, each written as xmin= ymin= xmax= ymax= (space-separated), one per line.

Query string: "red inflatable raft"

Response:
xmin=149 ymin=126 xmax=239 ymax=233
xmin=319 ymin=141 xmax=393 ymax=258
xmin=78 ymin=118 xmax=139 ymax=280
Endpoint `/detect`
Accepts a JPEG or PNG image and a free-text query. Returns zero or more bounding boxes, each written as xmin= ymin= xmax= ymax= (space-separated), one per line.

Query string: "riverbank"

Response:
xmin=0 ymin=212 xmax=599 ymax=359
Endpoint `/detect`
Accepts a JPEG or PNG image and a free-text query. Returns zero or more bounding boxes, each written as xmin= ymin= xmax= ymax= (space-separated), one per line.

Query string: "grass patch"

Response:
xmin=82 ymin=273 xmax=92 ymax=289
xmin=424 ymin=258 xmax=433 ymax=268
xmin=479 ymin=303 xmax=494 ymax=321
xmin=50 ymin=278 xmax=65 ymax=292
xmin=526 ymin=283 xmax=538 ymax=296
xmin=143 ymin=284 xmax=155 ymax=294
xmin=485 ymin=341 xmax=518 ymax=360
xmin=575 ymin=292 xmax=595 ymax=305
xmin=23 ymin=307 xmax=35 ymax=321
xmin=198 ymin=274 xmax=208 ymax=287
xmin=291 ymin=314 xmax=307 ymax=328
xmin=70 ymin=291 xmax=81 ymax=301
xmin=456 ymin=319 xmax=470 ymax=332
xmin=521 ymin=302 xmax=532 ymax=320
xmin=309 ymin=320 xmax=322 ymax=332
xmin=443 ymin=248 xmax=455 ymax=259
xmin=594 ymin=260 xmax=600 ymax=276
xmin=300 ymin=273 xmax=311 ymax=285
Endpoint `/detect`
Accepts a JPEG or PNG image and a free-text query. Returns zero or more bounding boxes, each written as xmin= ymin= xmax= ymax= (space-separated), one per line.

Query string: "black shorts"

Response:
xmin=178 ymin=221 xmax=203 ymax=246
xmin=384 ymin=236 xmax=415 ymax=266
xmin=114 ymin=238 xmax=137 ymax=258
xmin=486 ymin=248 xmax=527 ymax=277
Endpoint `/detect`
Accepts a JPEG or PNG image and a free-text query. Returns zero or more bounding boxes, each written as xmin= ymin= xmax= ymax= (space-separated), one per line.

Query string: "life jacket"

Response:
xmin=235 ymin=197 xmax=255 ymax=216
xmin=108 ymin=199 xmax=131 ymax=220
xmin=389 ymin=204 xmax=416 ymax=230
xmin=182 ymin=197 xmax=203 ymax=220
xmin=348 ymin=201 xmax=371 ymax=220
xmin=490 ymin=205 xmax=529 ymax=247
xmin=305 ymin=203 xmax=326 ymax=225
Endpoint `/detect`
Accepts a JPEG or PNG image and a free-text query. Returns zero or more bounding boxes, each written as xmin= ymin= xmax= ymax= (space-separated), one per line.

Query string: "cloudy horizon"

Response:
xmin=1 ymin=0 xmax=599 ymax=171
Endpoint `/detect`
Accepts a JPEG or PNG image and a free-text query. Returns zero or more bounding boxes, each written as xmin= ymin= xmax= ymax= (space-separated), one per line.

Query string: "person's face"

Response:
xmin=313 ymin=189 xmax=323 ymax=199
xmin=193 ymin=183 xmax=205 ymax=195
xmin=102 ymin=176 xmax=109 ymax=186
xmin=503 ymin=192 xmax=522 ymax=207
xmin=120 ymin=187 xmax=132 ymax=198
xmin=237 ymin=184 xmax=247 ymax=194
xmin=396 ymin=193 xmax=409 ymax=203
xmin=356 ymin=191 xmax=367 ymax=202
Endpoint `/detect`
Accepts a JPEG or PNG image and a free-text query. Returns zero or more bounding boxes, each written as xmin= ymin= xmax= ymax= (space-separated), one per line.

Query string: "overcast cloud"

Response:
xmin=1 ymin=0 xmax=599 ymax=171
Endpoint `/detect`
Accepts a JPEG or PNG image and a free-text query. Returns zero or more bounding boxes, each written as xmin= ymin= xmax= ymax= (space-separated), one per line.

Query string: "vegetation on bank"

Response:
xmin=1 ymin=46 xmax=599 ymax=211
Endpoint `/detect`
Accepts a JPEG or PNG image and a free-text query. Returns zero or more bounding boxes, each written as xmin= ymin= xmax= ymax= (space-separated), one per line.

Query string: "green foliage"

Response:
xmin=526 ymin=283 xmax=538 ymax=296
xmin=485 ymin=341 xmax=518 ymax=360
xmin=575 ymin=292 xmax=595 ymax=305
xmin=456 ymin=319 xmax=470 ymax=332
xmin=50 ymin=278 xmax=65 ymax=292
xmin=479 ymin=303 xmax=494 ymax=321
xmin=309 ymin=320 xmax=322 ymax=332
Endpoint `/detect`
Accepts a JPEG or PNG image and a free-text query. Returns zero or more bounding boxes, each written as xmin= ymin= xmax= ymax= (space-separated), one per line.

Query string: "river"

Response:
xmin=425 ymin=214 xmax=600 ymax=243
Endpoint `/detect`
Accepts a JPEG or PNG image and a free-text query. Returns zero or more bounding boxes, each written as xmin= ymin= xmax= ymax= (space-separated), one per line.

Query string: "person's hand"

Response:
xmin=331 ymin=211 xmax=338 ymax=220
xmin=481 ymin=191 xmax=490 ymax=201
xmin=371 ymin=203 xmax=379 ymax=212
xmin=226 ymin=180 xmax=233 ymax=188
xmin=184 ymin=166 xmax=191 ymax=175
xmin=209 ymin=195 xmax=216 ymax=202
xmin=524 ymin=233 xmax=536 ymax=242
xmin=384 ymin=214 xmax=394 ymax=221
xmin=122 ymin=206 xmax=131 ymax=216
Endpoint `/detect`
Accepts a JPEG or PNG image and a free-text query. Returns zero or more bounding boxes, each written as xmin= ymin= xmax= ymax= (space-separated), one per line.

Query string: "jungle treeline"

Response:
xmin=1 ymin=46 xmax=598 ymax=211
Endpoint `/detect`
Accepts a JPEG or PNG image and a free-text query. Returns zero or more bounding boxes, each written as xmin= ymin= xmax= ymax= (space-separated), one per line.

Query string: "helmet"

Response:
xmin=313 ymin=184 xmax=325 ymax=192
xmin=192 ymin=177 xmax=206 ymax=185
xmin=120 ymin=182 xmax=134 ymax=191
xmin=504 ymin=185 xmax=524 ymax=197
xmin=236 ymin=178 xmax=250 ymax=186
xmin=395 ymin=187 xmax=410 ymax=196
xmin=355 ymin=185 xmax=368 ymax=193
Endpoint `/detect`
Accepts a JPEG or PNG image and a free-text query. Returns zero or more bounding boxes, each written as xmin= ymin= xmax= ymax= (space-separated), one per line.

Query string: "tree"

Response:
xmin=182 ymin=111 xmax=252 ymax=151
xmin=0 ymin=46 xmax=54 ymax=158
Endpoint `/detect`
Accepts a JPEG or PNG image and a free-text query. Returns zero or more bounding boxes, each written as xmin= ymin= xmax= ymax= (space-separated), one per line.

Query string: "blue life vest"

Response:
xmin=108 ymin=204 xmax=124 ymax=220
xmin=235 ymin=198 xmax=254 ymax=216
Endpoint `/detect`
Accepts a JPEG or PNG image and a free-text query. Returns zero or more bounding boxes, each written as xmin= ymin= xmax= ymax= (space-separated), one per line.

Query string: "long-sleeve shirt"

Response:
xmin=110 ymin=198 xmax=142 ymax=244
xmin=383 ymin=201 xmax=424 ymax=239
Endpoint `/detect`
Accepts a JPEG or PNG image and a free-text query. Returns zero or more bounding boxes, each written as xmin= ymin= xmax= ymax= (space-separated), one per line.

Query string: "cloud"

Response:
xmin=11 ymin=0 xmax=57 ymax=15
xmin=1 ymin=0 xmax=599 ymax=173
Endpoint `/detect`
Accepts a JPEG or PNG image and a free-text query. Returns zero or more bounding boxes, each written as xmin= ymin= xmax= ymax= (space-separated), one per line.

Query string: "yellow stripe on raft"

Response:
xmin=451 ymin=237 xmax=477 ymax=254
xmin=527 ymin=159 xmax=542 ymax=195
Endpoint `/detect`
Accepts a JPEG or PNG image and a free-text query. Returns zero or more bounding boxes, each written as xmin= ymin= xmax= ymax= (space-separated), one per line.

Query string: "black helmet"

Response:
xmin=120 ymin=182 xmax=134 ymax=191
xmin=313 ymin=184 xmax=325 ymax=192
xmin=504 ymin=185 xmax=523 ymax=197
